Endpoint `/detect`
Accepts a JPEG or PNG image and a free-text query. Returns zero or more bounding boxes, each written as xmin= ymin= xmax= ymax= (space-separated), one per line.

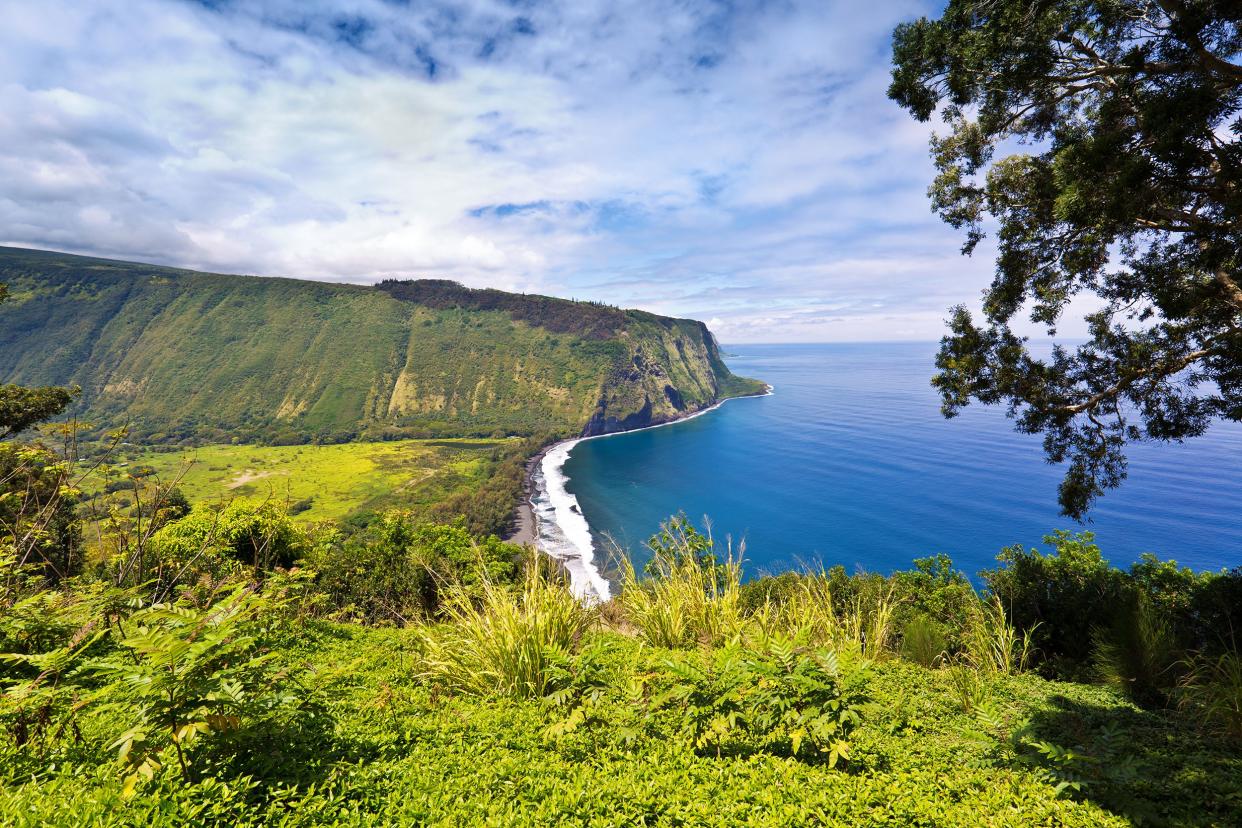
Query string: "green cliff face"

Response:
xmin=582 ymin=311 xmax=764 ymax=435
xmin=0 ymin=247 xmax=764 ymax=442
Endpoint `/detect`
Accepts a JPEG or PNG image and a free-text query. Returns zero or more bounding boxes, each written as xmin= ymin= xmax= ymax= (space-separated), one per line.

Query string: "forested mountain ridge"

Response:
xmin=0 ymin=246 xmax=764 ymax=444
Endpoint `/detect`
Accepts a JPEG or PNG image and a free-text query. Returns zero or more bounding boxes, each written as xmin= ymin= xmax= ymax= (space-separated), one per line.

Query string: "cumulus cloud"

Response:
xmin=0 ymin=0 xmax=1049 ymax=341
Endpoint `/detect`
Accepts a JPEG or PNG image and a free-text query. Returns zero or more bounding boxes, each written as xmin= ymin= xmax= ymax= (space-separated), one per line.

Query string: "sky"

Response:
xmin=0 ymin=0 xmax=1045 ymax=342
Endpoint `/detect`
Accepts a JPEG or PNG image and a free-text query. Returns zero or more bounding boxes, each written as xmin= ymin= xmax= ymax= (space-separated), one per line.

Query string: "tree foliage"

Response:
xmin=0 ymin=443 xmax=82 ymax=588
xmin=890 ymin=0 xmax=1242 ymax=517
xmin=0 ymin=385 xmax=76 ymax=442
xmin=309 ymin=512 xmax=521 ymax=624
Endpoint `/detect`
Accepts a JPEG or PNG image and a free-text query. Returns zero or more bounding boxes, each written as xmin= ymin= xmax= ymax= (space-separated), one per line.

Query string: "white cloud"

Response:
xmin=0 ymin=0 xmax=1071 ymax=341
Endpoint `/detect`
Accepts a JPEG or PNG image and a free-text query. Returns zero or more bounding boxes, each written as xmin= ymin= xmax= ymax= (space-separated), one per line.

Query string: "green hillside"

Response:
xmin=0 ymin=247 xmax=763 ymax=444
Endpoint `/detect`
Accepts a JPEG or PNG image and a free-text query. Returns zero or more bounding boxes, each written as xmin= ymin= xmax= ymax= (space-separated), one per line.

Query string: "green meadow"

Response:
xmin=92 ymin=438 xmax=516 ymax=523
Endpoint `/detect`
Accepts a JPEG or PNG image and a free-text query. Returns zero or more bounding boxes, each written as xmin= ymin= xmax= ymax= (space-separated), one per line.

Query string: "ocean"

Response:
xmin=532 ymin=342 xmax=1242 ymax=599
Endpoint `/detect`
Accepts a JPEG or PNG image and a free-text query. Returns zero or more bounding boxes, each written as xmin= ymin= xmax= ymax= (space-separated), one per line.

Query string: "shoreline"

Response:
xmin=505 ymin=447 xmax=547 ymax=548
xmin=505 ymin=385 xmax=773 ymax=600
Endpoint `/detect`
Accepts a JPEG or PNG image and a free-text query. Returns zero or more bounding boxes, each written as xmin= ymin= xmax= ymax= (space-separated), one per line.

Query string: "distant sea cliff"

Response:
xmin=0 ymin=246 xmax=764 ymax=445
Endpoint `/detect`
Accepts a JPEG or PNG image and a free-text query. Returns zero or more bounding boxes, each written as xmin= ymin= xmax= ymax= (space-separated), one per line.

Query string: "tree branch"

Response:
xmin=1155 ymin=0 xmax=1242 ymax=81
xmin=1058 ymin=346 xmax=1214 ymax=414
xmin=1214 ymin=267 xmax=1242 ymax=313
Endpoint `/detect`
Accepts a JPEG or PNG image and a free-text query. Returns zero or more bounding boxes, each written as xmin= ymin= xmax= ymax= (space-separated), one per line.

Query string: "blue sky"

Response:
xmin=0 ymin=0 xmax=1038 ymax=342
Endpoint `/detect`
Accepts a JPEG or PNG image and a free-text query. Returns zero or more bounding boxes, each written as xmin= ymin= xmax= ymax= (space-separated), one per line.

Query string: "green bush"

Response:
xmin=83 ymin=588 xmax=306 ymax=794
xmin=309 ymin=513 xmax=521 ymax=624
xmin=138 ymin=500 xmax=308 ymax=597
xmin=984 ymin=531 xmax=1127 ymax=678
xmin=889 ymin=554 xmax=976 ymax=651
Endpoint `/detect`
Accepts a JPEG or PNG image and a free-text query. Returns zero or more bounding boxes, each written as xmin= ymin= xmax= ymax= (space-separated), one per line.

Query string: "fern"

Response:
xmin=652 ymin=638 xmax=867 ymax=765
xmin=82 ymin=587 xmax=300 ymax=794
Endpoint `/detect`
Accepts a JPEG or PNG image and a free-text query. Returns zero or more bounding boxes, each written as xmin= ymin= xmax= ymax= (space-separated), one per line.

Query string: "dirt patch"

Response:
xmin=226 ymin=469 xmax=288 ymax=489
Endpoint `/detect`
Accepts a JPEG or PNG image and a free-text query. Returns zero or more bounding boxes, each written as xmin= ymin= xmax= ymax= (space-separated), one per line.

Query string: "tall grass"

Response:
xmin=1093 ymin=591 xmax=1179 ymax=707
xmin=414 ymin=563 xmax=593 ymax=699
xmin=900 ymin=613 xmax=947 ymax=667
xmin=1178 ymin=650 xmax=1242 ymax=740
xmin=946 ymin=661 xmax=989 ymax=714
xmin=618 ymin=552 xmax=744 ymax=648
xmin=624 ymin=556 xmax=899 ymax=662
xmin=964 ymin=594 xmax=1034 ymax=676
xmin=942 ymin=594 xmax=1031 ymax=713
xmin=765 ymin=574 xmax=896 ymax=660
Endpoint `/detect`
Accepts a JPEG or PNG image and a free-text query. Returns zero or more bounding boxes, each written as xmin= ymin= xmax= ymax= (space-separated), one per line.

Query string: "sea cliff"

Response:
xmin=0 ymin=246 xmax=763 ymax=443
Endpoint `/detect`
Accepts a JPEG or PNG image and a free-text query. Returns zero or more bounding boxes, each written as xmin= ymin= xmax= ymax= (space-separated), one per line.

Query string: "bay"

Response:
xmin=561 ymin=342 xmax=1242 ymax=580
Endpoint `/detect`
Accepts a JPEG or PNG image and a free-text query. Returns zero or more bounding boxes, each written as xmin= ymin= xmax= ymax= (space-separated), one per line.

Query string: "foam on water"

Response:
xmin=530 ymin=439 xmax=612 ymax=602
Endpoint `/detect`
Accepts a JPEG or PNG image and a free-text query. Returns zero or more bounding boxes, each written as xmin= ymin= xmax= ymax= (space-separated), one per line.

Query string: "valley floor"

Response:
xmin=85 ymin=438 xmax=517 ymax=524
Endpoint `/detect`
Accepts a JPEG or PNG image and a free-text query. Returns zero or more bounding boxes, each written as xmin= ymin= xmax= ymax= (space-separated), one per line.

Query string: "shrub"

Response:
xmin=983 ymin=531 xmax=1113 ymax=677
xmin=643 ymin=514 xmax=724 ymax=582
xmin=889 ymin=554 xmax=976 ymax=651
xmin=1187 ymin=567 xmax=1242 ymax=656
xmin=654 ymin=637 xmax=867 ymax=765
xmin=137 ymin=500 xmax=308 ymax=598
xmin=412 ymin=520 xmax=520 ymax=592
xmin=309 ymin=514 xmax=431 ymax=624
xmin=82 ymin=588 xmax=306 ymax=795
xmin=0 ymin=587 xmax=115 ymax=757
xmin=737 ymin=571 xmax=804 ymax=613
xmin=310 ymin=514 xmax=522 ymax=624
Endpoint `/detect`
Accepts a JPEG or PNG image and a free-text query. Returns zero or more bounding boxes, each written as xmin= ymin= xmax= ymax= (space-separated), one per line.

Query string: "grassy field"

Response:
xmin=91 ymin=438 xmax=518 ymax=523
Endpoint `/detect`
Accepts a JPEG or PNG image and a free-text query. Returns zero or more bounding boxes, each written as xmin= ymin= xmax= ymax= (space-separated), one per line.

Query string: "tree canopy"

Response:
xmin=890 ymin=0 xmax=1242 ymax=517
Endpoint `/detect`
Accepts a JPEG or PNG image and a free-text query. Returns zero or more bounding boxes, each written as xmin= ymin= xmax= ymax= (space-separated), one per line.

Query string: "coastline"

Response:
xmin=505 ymin=449 xmax=544 ymax=548
xmin=506 ymin=385 xmax=773 ymax=601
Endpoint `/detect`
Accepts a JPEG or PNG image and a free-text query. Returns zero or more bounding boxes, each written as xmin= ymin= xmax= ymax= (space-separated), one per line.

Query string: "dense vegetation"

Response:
xmin=377 ymin=278 xmax=627 ymax=340
xmin=890 ymin=1 xmax=1242 ymax=518
xmin=3 ymin=496 xmax=1239 ymax=825
xmin=2 ymin=296 xmax=1238 ymax=825
xmin=0 ymin=246 xmax=762 ymax=446
xmin=3 ymin=389 xmax=1239 ymax=824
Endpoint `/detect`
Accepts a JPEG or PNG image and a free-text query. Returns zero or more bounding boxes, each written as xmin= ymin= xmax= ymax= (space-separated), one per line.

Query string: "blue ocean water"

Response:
xmin=561 ymin=343 xmax=1242 ymax=580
